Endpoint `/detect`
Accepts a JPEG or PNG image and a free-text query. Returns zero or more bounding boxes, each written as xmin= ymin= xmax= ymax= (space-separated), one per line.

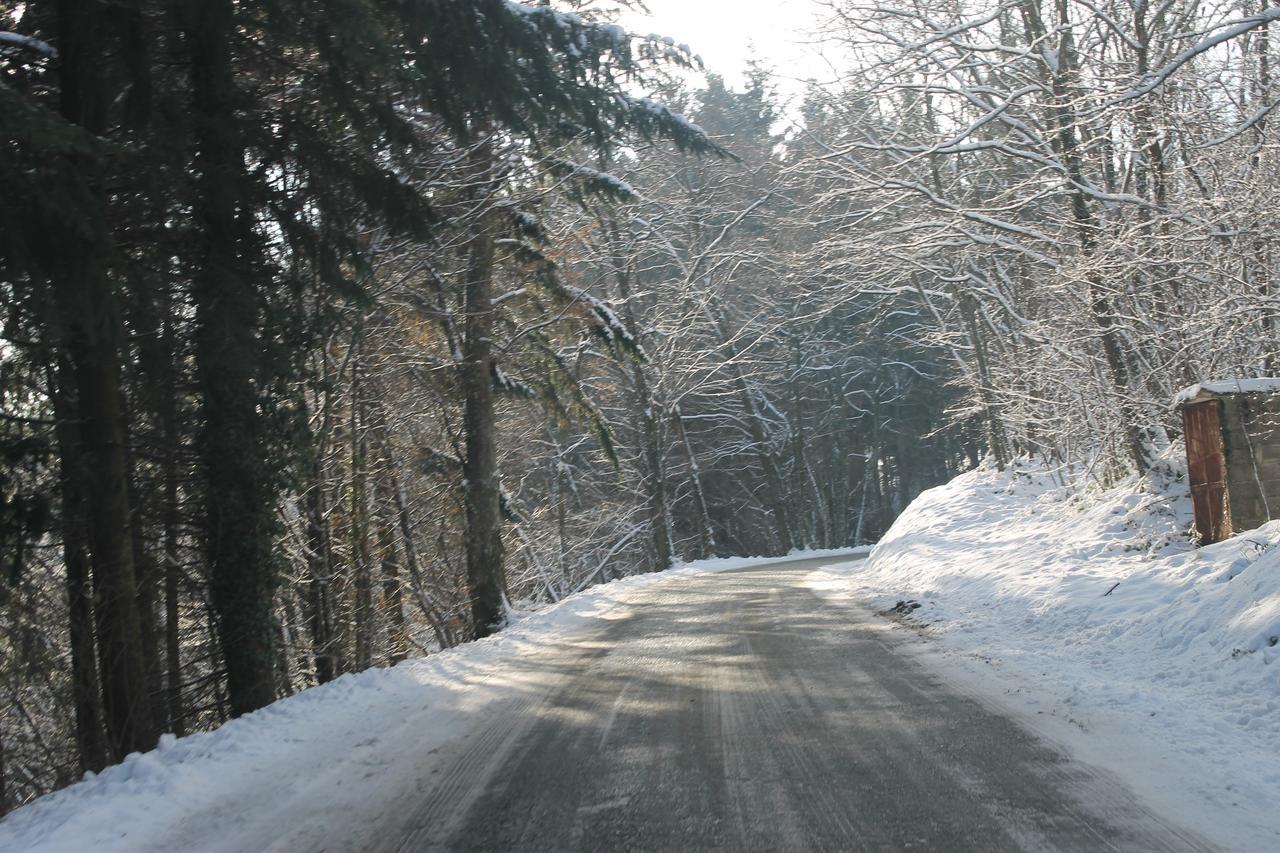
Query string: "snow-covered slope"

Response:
xmin=0 ymin=549 xmax=863 ymax=853
xmin=807 ymin=458 xmax=1280 ymax=852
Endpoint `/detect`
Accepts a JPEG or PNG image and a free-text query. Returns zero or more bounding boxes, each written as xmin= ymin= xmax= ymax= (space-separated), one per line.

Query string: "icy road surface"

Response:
xmin=380 ymin=556 xmax=1208 ymax=852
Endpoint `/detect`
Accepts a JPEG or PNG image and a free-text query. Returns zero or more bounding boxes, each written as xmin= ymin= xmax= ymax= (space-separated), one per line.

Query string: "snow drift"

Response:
xmin=808 ymin=455 xmax=1280 ymax=851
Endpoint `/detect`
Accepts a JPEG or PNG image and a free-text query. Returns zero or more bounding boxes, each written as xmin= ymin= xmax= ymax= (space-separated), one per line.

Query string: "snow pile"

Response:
xmin=808 ymin=457 xmax=1280 ymax=851
xmin=0 ymin=549 xmax=860 ymax=853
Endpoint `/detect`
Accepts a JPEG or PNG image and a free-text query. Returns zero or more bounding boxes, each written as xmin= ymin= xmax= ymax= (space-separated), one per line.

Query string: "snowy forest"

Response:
xmin=2 ymin=0 xmax=1277 ymax=813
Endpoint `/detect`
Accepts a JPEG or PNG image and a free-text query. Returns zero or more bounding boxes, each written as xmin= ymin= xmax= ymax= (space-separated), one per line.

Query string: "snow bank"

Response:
xmin=0 ymin=548 xmax=861 ymax=853
xmin=807 ymin=458 xmax=1280 ymax=851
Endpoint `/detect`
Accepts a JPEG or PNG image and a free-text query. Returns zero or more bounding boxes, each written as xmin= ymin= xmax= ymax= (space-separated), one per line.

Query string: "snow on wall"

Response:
xmin=807 ymin=455 xmax=1280 ymax=851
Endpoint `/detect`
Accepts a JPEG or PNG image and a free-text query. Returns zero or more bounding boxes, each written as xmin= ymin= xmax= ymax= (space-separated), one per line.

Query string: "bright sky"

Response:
xmin=617 ymin=0 xmax=839 ymax=106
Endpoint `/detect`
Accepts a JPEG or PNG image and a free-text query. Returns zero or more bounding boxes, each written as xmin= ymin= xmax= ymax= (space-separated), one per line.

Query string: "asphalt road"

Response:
xmin=382 ymin=556 xmax=1210 ymax=852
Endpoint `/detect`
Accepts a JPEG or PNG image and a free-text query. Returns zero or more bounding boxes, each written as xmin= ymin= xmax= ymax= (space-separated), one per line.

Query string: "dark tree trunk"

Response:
xmin=159 ymin=312 xmax=184 ymax=734
xmin=0 ymin=729 xmax=7 ymax=816
xmin=74 ymin=292 xmax=157 ymax=758
xmin=304 ymin=354 xmax=340 ymax=683
xmin=350 ymin=349 xmax=373 ymax=671
xmin=742 ymin=386 xmax=794 ymax=554
xmin=186 ymin=0 xmax=279 ymax=716
xmin=788 ymin=351 xmax=813 ymax=549
xmin=386 ymin=465 xmax=454 ymax=650
xmin=162 ymin=458 xmax=183 ymax=736
xmin=304 ymin=472 xmax=339 ymax=684
xmin=49 ymin=361 xmax=109 ymax=773
xmin=636 ymin=375 xmax=674 ymax=572
xmin=968 ymin=307 xmax=1009 ymax=470
xmin=377 ymin=509 xmax=409 ymax=665
xmin=128 ymin=271 xmax=180 ymax=733
xmin=130 ymin=506 xmax=163 ymax=730
xmin=461 ymin=136 xmax=507 ymax=639
xmin=672 ymin=406 xmax=716 ymax=558
xmin=128 ymin=268 xmax=186 ymax=735
xmin=367 ymin=395 xmax=453 ymax=650
xmin=51 ymin=0 xmax=157 ymax=759
xmin=275 ymin=596 xmax=296 ymax=697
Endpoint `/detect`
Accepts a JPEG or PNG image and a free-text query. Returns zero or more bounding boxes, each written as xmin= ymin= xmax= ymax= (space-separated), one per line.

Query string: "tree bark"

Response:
xmin=461 ymin=133 xmax=507 ymax=638
xmin=304 ymin=471 xmax=338 ymax=684
xmin=672 ymin=406 xmax=716 ymax=558
xmin=51 ymin=0 xmax=157 ymax=759
xmin=740 ymin=385 xmax=794 ymax=553
xmin=349 ymin=348 xmax=373 ymax=671
xmin=635 ymin=373 xmax=674 ymax=571
xmin=74 ymin=289 xmax=156 ymax=758
xmin=186 ymin=0 xmax=279 ymax=716
xmin=958 ymin=292 xmax=1009 ymax=470
xmin=49 ymin=361 xmax=109 ymax=772
xmin=129 ymin=506 xmax=163 ymax=731
xmin=159 ymin=323 xmax=184 ymax=735
xmin=377 ymin=507 xmax=409 ymax=665
xmin=304 ymin=354 xmax=340 ymax=684
xmin=162 ymin=454 xmax=183 ymax=736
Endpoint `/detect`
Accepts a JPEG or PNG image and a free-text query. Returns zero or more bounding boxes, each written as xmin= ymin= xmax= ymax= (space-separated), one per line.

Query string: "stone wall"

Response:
xmin=1220 ymin=394 xmax=1280 ymax=532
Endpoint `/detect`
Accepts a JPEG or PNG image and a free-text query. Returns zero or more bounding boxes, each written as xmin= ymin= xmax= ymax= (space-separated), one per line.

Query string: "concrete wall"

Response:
xmin=1220 ymin=394 xmax=1280 ymax=532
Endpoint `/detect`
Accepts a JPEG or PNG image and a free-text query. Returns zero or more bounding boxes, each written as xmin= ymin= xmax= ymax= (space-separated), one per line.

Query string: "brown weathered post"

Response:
xmin=1177 ymin=379 xmax=1280 ymax=544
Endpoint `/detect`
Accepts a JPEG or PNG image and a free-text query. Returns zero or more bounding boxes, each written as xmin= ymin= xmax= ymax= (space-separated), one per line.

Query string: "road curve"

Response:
xmin=380 ymin=556 xmax=1210 ymax=852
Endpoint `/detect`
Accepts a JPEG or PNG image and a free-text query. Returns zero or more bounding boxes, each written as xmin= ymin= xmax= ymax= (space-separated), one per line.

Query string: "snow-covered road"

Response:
xmin=381 ymin=555 xmax=1208 ymax=845
xmin=378 ymin=557 xmax=1205 ymax=851
xmin=1 ymin=551 xmax=1215 ymax=851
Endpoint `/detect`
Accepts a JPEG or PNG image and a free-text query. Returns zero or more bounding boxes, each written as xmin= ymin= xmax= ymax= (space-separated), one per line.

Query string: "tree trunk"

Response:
xmin=128 ymin=269 xmax=186 ymax=735
xmin=162 ymin=455 xmax=183 ymax=736
xmin=377 ymin=509 xmax=409 ymax=665
xmin=349 ymin=349 xmax=373 ymax=671
xmin=461 ymin=134 xmax=507 ymax=639
xmin=159 ymin=345 xmax=184 ymax=736
xmin=636 ymin=376 xmax=674 ymax=572
xmin=49 ymin=361 xmax=109 ymax=773
xmin=304 ymin=472 xmax=338 ymax=684
xmin=386 ymin=466 xmax=454 ymax=650
xmin=0 ymin=729 xmax=7 ymax=816
xmin=788 ymin=349 xmax=812 ymax=548
xmin=304 ymin=354 xmax=340 ymax=684
xmin=741 ymin=386 xmax=794 ymax=553
xmin=186 ymin=0 xmax=279 ymax=716
xmin=51 ymin=0 xmax=157 ymax=758
xmin=672 ymin=406 xmax=716 ymax=558
xmin=76 ymin=310 xmax=156 ymax=758
xmin=130 ymin=510 xmax=163 ymax=730
xmin=958 ymin=293 xmax=1009 ymax=470
xmin=127 ymin=271 xmax=180 ymax=734
xmin=1253 ymin=9 xmax=1275 ymax=372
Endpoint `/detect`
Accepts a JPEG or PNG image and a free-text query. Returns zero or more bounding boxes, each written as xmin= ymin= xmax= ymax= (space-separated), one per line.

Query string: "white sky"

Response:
xmin=617 ymin=0 xmax=839 ymax=105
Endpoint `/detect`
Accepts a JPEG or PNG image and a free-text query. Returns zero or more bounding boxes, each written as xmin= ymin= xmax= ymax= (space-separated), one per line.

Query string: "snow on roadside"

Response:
xmin=806 ymin=457 xmax=1280 ymax=852
xmin=0 ymin=548 xmax=862 ymax=853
